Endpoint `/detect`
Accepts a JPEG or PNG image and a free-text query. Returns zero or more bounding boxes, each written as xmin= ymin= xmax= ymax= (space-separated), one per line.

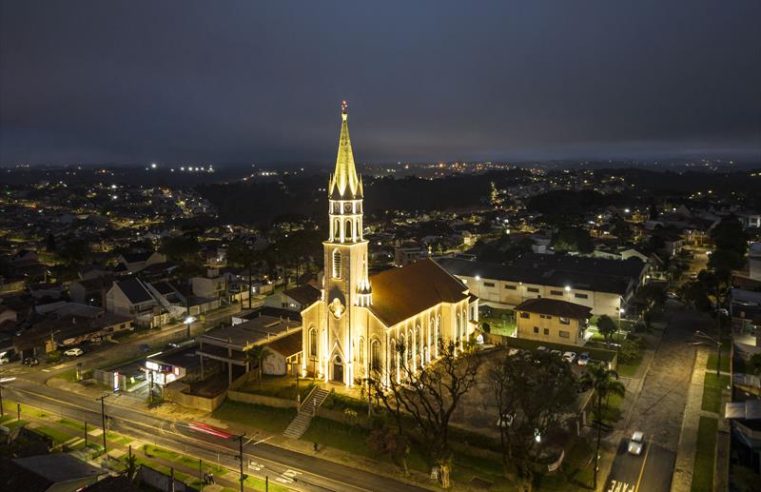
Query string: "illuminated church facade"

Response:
xmin=300 ymin=104 xmax=478 ymax=387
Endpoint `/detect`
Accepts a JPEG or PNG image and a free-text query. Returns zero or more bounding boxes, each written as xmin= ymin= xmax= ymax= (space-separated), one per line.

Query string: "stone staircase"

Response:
xmin=283 ymin=386 xmax=330 ymax=439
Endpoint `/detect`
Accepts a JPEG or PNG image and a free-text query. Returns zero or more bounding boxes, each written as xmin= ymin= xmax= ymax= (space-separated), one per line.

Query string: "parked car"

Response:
xmin=628 ymin=431 xmax=645 ymax=455
xmin=63 ymin=348 xmax=84 ymax=357
xmin=562 ymin=351 xmax=577 ymax=364
xmin=537 ymin=346 xmax=548 ymax=352
xmin=23 ymin=357 xmax=39 ymax=366
xmin=577 ymin=352 xmax=590 ymax=366
xmin=550 ymin=349 xmax=563 ymax=358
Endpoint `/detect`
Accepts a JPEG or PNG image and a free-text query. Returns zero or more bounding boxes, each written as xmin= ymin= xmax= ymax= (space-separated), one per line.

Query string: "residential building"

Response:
xmin=514 ymin=298 xmax=591 ymax=346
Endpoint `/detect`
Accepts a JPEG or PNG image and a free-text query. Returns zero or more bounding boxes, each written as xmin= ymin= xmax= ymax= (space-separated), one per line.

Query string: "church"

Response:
xmin=300 ymin=104 xmax=478 ymax=388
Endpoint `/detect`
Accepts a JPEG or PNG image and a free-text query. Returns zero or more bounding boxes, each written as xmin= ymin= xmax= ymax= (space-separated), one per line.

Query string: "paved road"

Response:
xmin=606 ymin=438 xmax=674 ymax=492
xmin=4 ymin=380 xmax=427 ymax=492
xmin=606 ymin=308 xmax=712 ymax=492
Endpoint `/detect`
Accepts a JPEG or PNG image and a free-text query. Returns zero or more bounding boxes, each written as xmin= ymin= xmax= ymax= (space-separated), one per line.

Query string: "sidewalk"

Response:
xmin=671 ymin=350 xmax=709 ymax=492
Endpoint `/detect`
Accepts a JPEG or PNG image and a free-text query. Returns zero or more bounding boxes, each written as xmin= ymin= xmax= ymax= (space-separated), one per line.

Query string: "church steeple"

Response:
xmin=328 ymin=100 xmax=363 ymax=199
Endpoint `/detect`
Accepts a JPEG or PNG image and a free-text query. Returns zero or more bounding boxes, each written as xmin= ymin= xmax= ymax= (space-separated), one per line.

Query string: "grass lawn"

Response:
xmin=481 ymin=308 xmax=517 ymax=337
xmin=238 ymin=375 xmax=314 ymax=401
xmin=691 ymin=416 xmax=717 ymax=492
xmin=701 ymin=373 xmax=730 ymax=413
xmin=598 ymin=393 xmax=625 ymax=424
xmin=617 ymin=355 xmax=643 ymax=378
xmin=705 ymin=347 xmax=731 ymax=373
xmin=36 ymin=425 xmax=76 ymax=444
xmin=212 ymin=400 xmax=296 ymax=434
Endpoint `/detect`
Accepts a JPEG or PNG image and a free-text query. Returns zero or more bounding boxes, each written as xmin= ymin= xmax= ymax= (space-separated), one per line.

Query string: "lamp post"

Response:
xmin=236 ymin=433 xmax=247 ymax=492
xmin=96 ymin=394 xmax=111 ymax=457
xmin=184 ymin=315 xmax=196 ymax=338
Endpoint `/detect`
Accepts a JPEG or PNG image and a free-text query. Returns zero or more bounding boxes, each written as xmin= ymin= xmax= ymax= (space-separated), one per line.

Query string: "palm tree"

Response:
xmin=245 ymin=345 xmax=266 ymax=387
xmin=580 ymin=364 xmax=626 ymax=490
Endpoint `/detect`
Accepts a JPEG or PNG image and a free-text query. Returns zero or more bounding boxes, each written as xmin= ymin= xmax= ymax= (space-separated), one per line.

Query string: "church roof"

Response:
xmin=369 ymin=258 xmax=469 ymax=326
xmin=328 ymin=102 xmax=363 ymax=200
xmin=283 ymin=284 xmax=321 ymax=306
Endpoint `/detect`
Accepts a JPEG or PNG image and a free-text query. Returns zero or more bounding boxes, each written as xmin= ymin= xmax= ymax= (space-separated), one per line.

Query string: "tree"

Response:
xmin=245 ymin=345 xmax=266 ymax=385
xmin=369 ymin=340 xmax=481 ymax=488
xmin=597 ymin=315 xmax=617 ymax=345
xmin=124 ymin=449 xmax=138 ymax=481
xmin=159 ymin=235 xmax=200 ymax=264
xmin=490 ymin=350 xmax=577 ymax=491
xmin=579 ymin=365 xmax=626 ymax=490
xmin=227 ymin=239 xmax=257 ymax=308
xmin=551 ymin=226 xmax=593 ymax=254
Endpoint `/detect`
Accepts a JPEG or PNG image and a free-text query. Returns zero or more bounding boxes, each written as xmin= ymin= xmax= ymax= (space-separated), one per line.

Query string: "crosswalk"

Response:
xmin=607 ymin=479 xmax=635 ymax=492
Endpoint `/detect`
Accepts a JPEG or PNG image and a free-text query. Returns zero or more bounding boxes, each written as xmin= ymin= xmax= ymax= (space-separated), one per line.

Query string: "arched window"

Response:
xmin=371 ymin=339 xmax=381 ymax=371
xmin=334 ymin=219 xmax=340 ymax=240
xmin=332 ymin=249 xmax=342 ymax=278
xmin=346 ymin=219 xmax=353 ymax=241
xmin=309 ymin=327 xmax=317 ymax=357
xmin=358 ymin=337 xmax=365 ymax=365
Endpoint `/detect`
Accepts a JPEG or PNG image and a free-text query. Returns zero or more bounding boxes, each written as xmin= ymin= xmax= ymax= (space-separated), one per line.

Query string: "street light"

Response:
xmin=184 ymin=315 xmax=196 ymax=338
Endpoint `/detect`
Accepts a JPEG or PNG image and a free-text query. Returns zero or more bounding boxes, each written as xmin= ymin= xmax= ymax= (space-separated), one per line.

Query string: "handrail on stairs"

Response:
xmin=299 ymin=385 xmax=319 ymax=414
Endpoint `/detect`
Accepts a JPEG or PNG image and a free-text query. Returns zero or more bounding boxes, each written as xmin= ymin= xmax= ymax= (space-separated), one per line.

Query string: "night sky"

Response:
xmin=1 ymin=1 xmax=760 ymax=165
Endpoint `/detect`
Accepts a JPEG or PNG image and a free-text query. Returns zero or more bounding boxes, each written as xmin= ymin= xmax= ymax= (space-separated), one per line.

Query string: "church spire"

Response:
xmin=328 ymin=100 xmax=363 ymax=199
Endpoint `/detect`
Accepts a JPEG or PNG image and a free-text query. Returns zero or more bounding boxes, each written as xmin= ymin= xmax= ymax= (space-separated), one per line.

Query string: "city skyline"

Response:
xmin=1 ymin=0 xmax=760 ymax=165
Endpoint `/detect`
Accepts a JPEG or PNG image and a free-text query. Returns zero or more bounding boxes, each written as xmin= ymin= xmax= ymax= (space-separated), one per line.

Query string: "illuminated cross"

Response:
xmin=341 ymin=100 xmax=348 ymax=114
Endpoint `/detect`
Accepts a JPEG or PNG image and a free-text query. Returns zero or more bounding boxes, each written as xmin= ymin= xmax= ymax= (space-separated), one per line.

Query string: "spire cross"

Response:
xmin=341 ymin=100 xmax=348 ymax=114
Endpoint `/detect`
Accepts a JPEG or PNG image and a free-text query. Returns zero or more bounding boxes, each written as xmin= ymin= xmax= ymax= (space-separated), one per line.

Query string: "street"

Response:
xmin=3 ymin=379 xmax=427 ymax=492
xmin=605 ymin=306 xmax=713 ymax=492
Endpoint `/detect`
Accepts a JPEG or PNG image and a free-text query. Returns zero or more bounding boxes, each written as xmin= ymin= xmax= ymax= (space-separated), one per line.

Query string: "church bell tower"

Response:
xmin=322 ymin=101 xmax=371 ymax=387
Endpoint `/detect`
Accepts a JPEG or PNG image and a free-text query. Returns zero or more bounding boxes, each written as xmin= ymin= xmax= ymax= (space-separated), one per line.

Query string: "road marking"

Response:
xmin=276 ymin=469 xmax=302 ymax=483
xmin=607 ymin=480 xmax=635 ymax=492
xmin=634 ymin=442 xmax=651 ymax=492
xmin=248 ymin=459 xmax=263 ymax=471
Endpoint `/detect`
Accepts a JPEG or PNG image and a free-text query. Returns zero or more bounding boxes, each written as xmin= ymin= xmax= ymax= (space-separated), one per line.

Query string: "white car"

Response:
xmin=628 ymin=431 xmax=645 ymax=455
xmin=562 ymin=351 xmax=577 ymax=364
xmin=64 ymin=348 xmax=84 ymax=357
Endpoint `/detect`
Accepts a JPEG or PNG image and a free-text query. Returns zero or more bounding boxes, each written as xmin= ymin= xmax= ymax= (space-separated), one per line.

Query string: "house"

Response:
xmin=192 ymin=269 xmax=227 ymax=300
xmin=8 ymin=453 xmax=104 ymax=492
xmin=145 ymin=345 xmax=201 ymax=386
xmin=264 ymin=284 xmax=321 ymax=312
xmin=261 ymin=331 xmax=302 ymax=376
xmin=105 ymin=278 xmax=171 ymax=328
xmin=437 ymin=254 xmax=646 ymax=318
xmin=69 ymin=275 xmax=113 ymax=306
xmin=514 ymin=298 xmax=591 ymax=346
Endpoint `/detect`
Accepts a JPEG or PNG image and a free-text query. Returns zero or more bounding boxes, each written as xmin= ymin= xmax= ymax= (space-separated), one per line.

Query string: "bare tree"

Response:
xmin=369 ymin=339 xmax=481 ymax=488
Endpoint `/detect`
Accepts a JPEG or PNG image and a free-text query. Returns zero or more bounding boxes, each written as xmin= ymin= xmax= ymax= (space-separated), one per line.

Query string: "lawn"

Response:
xmin=691 ymin=416 xmax=718 ymax=492
xmin=212 ymin=400 xmax=296 ymax=434
xmin=701 ymin=373 xmax=729 ymax=414
xmin=481 ymin=308 xmax=516 ymax=337
xmin=617 ymin=355 xmax=643 ymax=378
xmin=599 ymin=392 xmax=625 ymax=424
xmin=238 ymin=375 xmax=314 ymax=401
xmin=705 ymin=346 xmax=731 ymax=373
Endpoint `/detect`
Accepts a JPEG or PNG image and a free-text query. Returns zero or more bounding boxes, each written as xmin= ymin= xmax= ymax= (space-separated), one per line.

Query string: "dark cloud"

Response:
xmin=1 ymin=0 xmax=760 ymax=165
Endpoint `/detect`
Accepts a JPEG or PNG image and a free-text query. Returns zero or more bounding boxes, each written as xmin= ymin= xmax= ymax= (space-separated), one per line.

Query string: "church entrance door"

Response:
xmin=332 ymin=355 xmax=343 ymax=383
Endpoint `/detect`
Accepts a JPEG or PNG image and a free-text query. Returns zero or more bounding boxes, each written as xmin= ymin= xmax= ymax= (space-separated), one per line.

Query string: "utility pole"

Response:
xmin=96 ymin=394 xmax=110 ymax=457
xmin=237 ymin=433 xmax=247 ymax=492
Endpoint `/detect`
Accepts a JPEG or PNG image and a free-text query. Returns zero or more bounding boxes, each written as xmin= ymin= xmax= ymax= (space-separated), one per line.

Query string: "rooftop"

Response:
xmin=201 ymin=314 xmax=300 ymax=349
xmin=514 ymin=298 xmax=592 ymax=319
xmin=437 ymin=253 xmax=646 ymax=296
xmin=369 ymin=258 xmax=470 ymax=326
